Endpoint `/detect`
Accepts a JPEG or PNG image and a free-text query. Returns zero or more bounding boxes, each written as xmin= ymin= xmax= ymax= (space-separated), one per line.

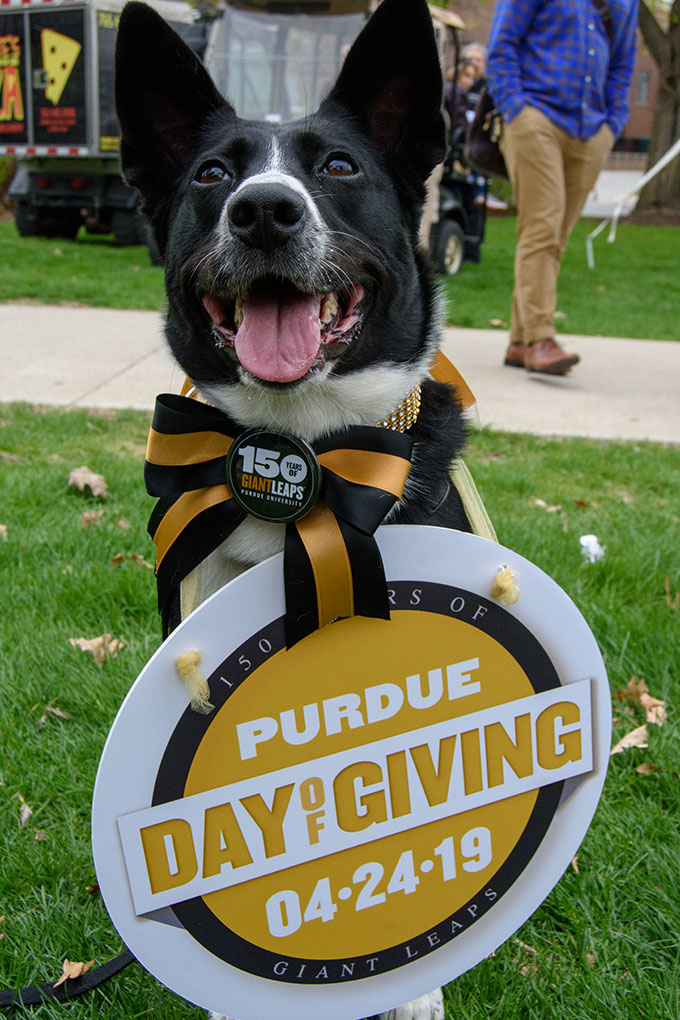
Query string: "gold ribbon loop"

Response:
xmin=430 ymin=350 xmax=476 ymax=409
xmin=318 ymin=448 xmax=412 ymax=498
xmin=146 ymin=428 xmax=233 ymax=467
xmin=295 ymin=504 xmax=355 ymax=629
xmin=153 ymin=485 xmax=232 ymax=569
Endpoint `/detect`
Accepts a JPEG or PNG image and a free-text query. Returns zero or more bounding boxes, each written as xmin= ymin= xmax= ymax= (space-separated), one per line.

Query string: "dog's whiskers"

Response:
xmin=326 ymin=229 xmax=384 ymax=260
xmin=188 ymin=247 xmax=222 ymax=287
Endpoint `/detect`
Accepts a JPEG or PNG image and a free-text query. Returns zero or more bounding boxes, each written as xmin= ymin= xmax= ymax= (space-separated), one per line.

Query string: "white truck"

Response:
xmin=0 ymin=0 xmax=204 ymax=242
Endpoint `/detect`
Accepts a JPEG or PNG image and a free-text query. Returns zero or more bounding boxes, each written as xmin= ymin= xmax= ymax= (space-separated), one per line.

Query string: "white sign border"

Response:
xmin=92 ymin=526 xmax=611 ymax=1020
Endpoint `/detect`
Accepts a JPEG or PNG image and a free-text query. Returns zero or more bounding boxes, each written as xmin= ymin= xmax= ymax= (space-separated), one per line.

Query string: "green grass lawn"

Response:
xmin=0 ymin=217 xmax=678 ymax=340
xmin=0 ymin=222 xmax=165 ymax=311
xmin=1 ymin=403 xmax=678 ymax=1017
xmin=443 ymin=216 xmax=679 ymax=342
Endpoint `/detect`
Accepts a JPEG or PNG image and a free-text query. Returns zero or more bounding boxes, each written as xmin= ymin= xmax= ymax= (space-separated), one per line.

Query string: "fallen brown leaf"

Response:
xmin=640 ymin=692 xmax=666 ymax=726
xmin=513 ymin=939 xmax=537 ymax=954
xmin=68 ymin=466 xmax=108 ymax=499
xmin=664 ymin=577 xmax=679 ymax=612
xmin=585 ymin=953 xmax=596 ymax=969
xmin=17 ymin=795 xmax=32 ymax=829
xmin=47 ymin=704 xmax=69 ymax=719
xmin=53 ymin=959 xmax=95 ymax=988
xmin=37 ymin=704 xmax=70 ymax=726
xmin=572 ymin=498 xmax=590 ymax=508
xmin=0 ymin=523 xmax=7 ymax=541
xmin=635 ymin=762 xmax=658 ymax=776
xmin=529 ymin=495 xmax=562 ymax=512
xmin=611 ymin=723 xmax=648 ymax=755
xmin=85 ymin=882 xmax=100 ymax=898
xmin=34 ymin=829 xmax=49 ymax=842
xmin=81 ymin=509 xmax=104 ymax=528
xmin=115 ymin=518 xmax=132 ymax=531
xmin=624 ymin=677 xmax=644 ymax=700
xmin=110 ymin=552 xmax=153 ymax=570
xmin=513 ymin=939 xmax=539 ymax=978
xmin=69 ymin=634 xmax=123 ymax=665
xmin=571 ymin=855 xmax=579 ymax=874
xmin=624 ymin=678 xmax=666 ymax=726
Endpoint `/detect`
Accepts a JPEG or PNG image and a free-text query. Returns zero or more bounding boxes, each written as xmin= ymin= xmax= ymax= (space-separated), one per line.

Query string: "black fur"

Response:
xmin=115 ymin=0 xmax=471 ymax=540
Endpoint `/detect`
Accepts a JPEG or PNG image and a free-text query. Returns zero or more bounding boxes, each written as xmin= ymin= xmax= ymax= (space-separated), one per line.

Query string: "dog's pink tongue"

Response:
xmin=235 ymin=287 xmax=321 ymax=383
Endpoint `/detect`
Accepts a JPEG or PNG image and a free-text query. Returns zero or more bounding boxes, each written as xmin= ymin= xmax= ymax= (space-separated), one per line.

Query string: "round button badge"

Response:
xmin=226 ymin=429 xmax=321 ymax=524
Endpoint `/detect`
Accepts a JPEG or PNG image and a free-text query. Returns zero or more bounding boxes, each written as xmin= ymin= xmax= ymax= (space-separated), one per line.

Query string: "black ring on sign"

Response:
xmin=153 ymin=582 xmax=564 ymax=982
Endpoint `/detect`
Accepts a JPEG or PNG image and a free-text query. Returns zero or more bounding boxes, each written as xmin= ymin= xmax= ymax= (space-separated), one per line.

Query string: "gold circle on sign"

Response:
xmin=184 ymin=611 xmax=538 ymax=959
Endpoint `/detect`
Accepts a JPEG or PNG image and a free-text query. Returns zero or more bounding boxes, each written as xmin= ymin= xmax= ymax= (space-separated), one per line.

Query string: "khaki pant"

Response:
xmin=500 ymin=105 xmax=613 ymax=344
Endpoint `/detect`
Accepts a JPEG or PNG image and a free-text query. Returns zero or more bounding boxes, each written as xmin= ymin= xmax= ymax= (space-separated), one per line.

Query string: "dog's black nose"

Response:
xmin=227 ymin=183 xmax=306 ymax=252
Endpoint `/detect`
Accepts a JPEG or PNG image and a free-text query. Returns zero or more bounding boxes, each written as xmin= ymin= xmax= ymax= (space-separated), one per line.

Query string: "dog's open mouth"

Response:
xmin=201 ymin=278 xmax=365 ymax=384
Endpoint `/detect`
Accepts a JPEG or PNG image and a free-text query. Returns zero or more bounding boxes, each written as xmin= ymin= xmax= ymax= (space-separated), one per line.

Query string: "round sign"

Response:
xmin=92 ymin=527 xmax=610 ymax=1020
xmin=226 ymin=428 xmax=321 ymax=523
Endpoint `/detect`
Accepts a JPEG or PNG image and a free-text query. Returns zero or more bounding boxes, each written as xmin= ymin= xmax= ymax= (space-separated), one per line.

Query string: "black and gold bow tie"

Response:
xmin=144 ymin=393 xmax=414 ymax=647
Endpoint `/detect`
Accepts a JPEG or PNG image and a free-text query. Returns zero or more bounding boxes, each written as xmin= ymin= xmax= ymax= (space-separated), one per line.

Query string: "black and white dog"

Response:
xmin=115 ymin=0 xmax=470 ymax=1015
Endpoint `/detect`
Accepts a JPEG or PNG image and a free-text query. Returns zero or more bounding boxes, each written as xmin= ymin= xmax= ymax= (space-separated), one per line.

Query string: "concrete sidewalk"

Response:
xmin=0 ymin=303 xmax=678 ymax=444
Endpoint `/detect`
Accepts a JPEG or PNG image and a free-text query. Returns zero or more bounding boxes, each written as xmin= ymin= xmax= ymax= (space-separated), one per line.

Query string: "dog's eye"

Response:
xmin=323 ymin=155 xmax=358 ymax=178
xmin=196 ymin=162 xmax=230 ymax=185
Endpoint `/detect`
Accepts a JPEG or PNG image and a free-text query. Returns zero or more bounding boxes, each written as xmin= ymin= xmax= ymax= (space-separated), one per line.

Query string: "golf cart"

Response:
xmin=427 ymin=6 xmax=488 ymax=276
xmin=429 ymin=149 xmax=488 ymax=277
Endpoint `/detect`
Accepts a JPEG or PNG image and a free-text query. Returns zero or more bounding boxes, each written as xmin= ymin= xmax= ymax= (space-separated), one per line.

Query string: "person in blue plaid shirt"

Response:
xmin=487 ymin=0 xmax=637 ymax=375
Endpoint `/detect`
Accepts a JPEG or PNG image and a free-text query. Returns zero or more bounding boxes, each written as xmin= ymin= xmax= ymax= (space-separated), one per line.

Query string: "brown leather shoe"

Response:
xmin=504 ymin=341 xmax=527 ymax=367
xmin=525 ymin=338 xmax=580 ymax=375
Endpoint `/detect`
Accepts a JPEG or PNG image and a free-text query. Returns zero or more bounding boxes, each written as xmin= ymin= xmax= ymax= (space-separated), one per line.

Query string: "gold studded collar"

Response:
xmin=376 ymin=384 xmax=421 ymax=432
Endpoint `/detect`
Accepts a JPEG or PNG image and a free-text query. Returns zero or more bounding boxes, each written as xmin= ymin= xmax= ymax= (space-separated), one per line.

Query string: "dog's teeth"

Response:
xmin=320 ymin=293 xmax=338 ymax=325
xmin=234 ymin=298 xmax=244 ymax=328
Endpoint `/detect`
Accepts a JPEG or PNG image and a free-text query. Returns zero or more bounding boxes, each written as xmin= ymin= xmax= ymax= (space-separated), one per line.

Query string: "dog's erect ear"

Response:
xmin=322 ymin=0 xmax=445 ymax=182
xmin=115 ymin=2 xmax=230 ymax=211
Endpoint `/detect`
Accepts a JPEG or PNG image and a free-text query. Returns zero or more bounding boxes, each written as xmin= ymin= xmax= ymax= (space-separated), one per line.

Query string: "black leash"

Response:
xmin=0 ymin=951 xmax=135 ymax=1009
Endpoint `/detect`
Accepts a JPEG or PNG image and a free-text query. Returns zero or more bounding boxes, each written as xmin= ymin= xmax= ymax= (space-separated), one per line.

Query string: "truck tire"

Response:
xmin=14 ymin=202 xmax=39 ymax=237
xmin=112 ymin=208 xmax=146 ymax=246
xmin=16 ymin=207 xmax=81 ymax=239
xmin=40 ymin=211 xmax=82 ymax=239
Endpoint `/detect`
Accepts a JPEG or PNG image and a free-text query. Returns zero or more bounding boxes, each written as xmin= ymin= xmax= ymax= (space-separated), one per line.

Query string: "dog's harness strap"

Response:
xmin=430 ymin=350 xmax=476 ymax=408
xmin=450 ymin=459 xmax=498 ymax=543
xmin=428 ymin=353 xmax=495 ymax=541
xmin=0 ymin=952 xmax=136 ymax=1008
xmin=145 ymin=394 xmax=413 ymax=647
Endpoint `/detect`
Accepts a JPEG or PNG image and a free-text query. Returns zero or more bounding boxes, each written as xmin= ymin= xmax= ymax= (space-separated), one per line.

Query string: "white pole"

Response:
xmin=586 ymin=136 xmax=680 ymax=267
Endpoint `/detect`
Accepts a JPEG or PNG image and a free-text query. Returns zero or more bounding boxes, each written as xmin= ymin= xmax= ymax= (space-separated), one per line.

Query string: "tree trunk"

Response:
xmin=637 ymin=0 xmax=680 ymax=210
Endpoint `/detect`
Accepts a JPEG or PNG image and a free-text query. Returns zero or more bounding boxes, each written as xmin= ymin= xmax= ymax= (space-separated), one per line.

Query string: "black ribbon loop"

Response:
xmin=144 ymin=394 xmax=413 ymax=646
